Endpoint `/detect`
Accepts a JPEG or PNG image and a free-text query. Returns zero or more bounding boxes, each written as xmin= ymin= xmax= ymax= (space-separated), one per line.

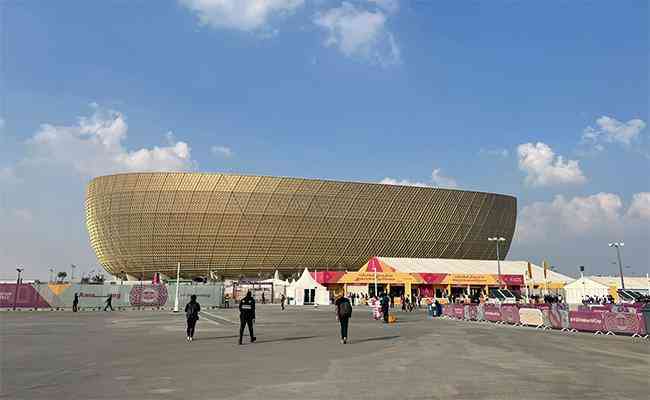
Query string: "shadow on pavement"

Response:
xmin=254 ymin=335 xmax=321 ymax=344
xmin=352 ymin=335 xmax=400 ymax=344
xmin=193 ymin=335 xmax=239 ymax=341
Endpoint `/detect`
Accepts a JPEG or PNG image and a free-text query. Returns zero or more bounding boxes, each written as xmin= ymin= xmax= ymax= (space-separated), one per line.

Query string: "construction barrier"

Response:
xmin=441 ymin=303 xmax=647 ymax=337
xmin=0 ymin=282 xmax=224 ymax=310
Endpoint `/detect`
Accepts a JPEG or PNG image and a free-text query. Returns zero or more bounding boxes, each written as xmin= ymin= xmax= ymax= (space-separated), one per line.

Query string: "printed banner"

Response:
xmin=483 ymin=304 xmax=502 ymax=321
xmin=602 ymin=311 xmax=646 ymax=335
xmin=500 ymin=304 xmax=520 ymax=324
xmin=0 ymin=284 xmax=51 ymax=309
xmin=569 ymin=311 xmax=605 ymax=332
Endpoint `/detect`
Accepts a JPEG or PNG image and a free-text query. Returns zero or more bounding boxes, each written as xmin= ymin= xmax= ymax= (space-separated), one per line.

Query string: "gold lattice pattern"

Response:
xmin=85 ymin=173 xmax=517 ymax=279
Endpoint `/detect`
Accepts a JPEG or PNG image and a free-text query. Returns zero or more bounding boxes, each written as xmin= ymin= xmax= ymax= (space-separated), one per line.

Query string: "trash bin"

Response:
xmin=642 ymin=302 xmax=650 ymax=335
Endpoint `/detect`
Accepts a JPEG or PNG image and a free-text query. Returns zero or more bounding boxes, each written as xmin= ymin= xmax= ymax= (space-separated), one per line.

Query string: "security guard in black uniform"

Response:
xmin=239 ymin=290 xmax=257 ymax=345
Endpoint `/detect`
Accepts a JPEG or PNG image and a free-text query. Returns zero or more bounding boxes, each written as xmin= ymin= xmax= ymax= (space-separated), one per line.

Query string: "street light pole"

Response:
xmin=488 ymin=237 xmax=506 ymax=288
xmin=13 ymin=267 xmax=24 ymax=311
xmin=608 ymin=242 xmax=625 ymax=290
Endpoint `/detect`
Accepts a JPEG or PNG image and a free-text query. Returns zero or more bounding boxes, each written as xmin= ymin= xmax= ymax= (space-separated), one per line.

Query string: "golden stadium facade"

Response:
xmin=85 ymin=172 xmax=517 ymax=279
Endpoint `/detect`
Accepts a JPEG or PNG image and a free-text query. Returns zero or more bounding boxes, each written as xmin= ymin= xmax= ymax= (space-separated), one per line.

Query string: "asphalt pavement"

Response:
xmin=1 ymin=305 xmax=648 ymax=400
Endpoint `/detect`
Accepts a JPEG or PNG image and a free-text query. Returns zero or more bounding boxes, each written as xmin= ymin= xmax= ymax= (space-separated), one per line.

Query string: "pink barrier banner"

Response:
xmin=467 ymin=304 xmax=479 ymax=320
xmin=0 ymin=284 xmax=51 ymax=308
xmin=602 ymin=312 xmax=646 ymax=335
xmin=484 ymin=304 xmax=502 ymax=321
xmin=500 ymin=304 xmax=520 ymax=324
xmin=452 ymin=304 xmax=465 ymax=319
xmin=569 ymin=310 xmax=605 ymax=332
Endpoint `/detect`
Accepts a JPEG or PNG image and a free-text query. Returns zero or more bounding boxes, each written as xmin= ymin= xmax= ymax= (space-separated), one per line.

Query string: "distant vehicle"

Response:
xmin=487 ymin=288 xmax=517 ymax=304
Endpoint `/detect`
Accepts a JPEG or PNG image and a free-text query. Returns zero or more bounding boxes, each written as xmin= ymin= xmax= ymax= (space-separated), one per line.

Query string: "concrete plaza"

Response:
xmin=1 ymin=305 xmax=648 ymax=400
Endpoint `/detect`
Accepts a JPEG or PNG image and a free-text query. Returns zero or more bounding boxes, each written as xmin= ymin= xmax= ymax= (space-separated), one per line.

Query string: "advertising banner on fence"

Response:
xmin=0 ymin=284 xmax=51 ymax=309
xmin=602 ymin=311 xmax=646 ymax=335
xmin=1 ymin=283 xmax=224 ymax=309
xmin=568 ymin=311 xmax=605 ymax=332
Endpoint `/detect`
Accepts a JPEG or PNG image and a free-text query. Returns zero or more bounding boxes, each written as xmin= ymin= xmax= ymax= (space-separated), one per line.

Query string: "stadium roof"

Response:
xmin=371 ymin=257 xmax=572 ymax=284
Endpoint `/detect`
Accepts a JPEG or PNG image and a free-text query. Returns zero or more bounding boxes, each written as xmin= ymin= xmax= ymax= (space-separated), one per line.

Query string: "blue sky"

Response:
xmin=1 ymin=0 xmax=648 ymax=280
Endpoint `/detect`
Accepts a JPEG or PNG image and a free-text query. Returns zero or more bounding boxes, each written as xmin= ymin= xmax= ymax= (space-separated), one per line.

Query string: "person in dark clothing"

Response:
xmin=335 ymin=293 xmax=352 ymax=344
xmin=185 ymin=294 xmax=201 ymax=342
xmin=434 ymin=299 xmax=442 ymax=317
xmin=72 ymin=293 xmax=79 ymax=312
xmin=104 ymin=294 xmax=114 ymax=311
xmin=280 ymin=294 xmax=286 ymax=311
xmin=239 ymin=291 xmax=256 ymax=345
xmin=261 ymin=292 xmax=266 ymax=304
xmin=380 ymin=293 xmax=390 ymax=323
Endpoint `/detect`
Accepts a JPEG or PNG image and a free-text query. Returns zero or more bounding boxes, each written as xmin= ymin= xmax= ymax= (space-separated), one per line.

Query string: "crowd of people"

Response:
xmin=581 ymin=295 xmax=615 ymax=305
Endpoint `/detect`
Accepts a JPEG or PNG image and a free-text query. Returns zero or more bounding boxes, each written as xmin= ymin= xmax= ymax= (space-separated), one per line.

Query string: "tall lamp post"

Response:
xmin=579 ymin=265 xmax=585 ymax=303
xmin=13 ymin=267 xmax=24 ymax=311
xmin=488 ymin=237 xmax=506 ymax=288
xmin=608 ymin=242 xmax=625 ymax=289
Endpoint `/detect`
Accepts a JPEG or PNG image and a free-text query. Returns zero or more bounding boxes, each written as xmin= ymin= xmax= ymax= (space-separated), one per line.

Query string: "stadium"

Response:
xmin=85 ymin=172 xmax=517 ymax=279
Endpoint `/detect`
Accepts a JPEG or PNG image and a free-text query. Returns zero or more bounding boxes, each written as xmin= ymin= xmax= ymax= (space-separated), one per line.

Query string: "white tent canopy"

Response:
xmin=261 ymin=270 xmax=290 ymax=301
xmin=375 ymin=257 xmax=572 ymax=285
xmin=563 ymin=277 xmax=610 ymax=304
xmin=287 ymin=268 xmax=329 ymax=305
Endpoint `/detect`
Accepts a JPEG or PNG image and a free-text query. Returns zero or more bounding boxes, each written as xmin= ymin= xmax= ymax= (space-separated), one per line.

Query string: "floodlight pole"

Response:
xmin=488 ymin=237 xmax=506 ymax=288
xmin=608 ymin=242 xmax=625 ymax=289
xmin=174 ymin=262 xmax=181 ymax=312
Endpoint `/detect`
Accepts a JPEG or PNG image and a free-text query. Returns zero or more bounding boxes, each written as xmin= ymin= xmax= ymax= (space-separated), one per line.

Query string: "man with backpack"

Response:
xmin=185 ymin=294 xmax=201 ymax=342
xmin=239 ymin=290 xmax=256 ymax=345
xmin=335 ymin=293 xmax=352 ymax=344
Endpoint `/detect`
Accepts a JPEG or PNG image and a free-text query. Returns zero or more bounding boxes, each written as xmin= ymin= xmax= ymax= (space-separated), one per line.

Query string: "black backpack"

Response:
xmin=339 ymin=299 xmax=352 ymax=318
xmin=186 ymin=302 xmax=199 ymax=320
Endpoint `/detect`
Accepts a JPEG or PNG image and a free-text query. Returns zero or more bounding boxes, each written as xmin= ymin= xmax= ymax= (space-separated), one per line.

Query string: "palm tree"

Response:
xmin=56 ymin=271 xmax=68 ymax=283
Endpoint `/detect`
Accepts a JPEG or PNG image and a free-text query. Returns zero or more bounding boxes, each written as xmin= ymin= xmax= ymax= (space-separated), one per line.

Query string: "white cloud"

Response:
xmin=314 ymin=2 xmax=400 ymax=66
xmin=367 ymin=0 xmax=399 ymax=13
xmin=479 ymin=148 xmax=509 ymax=158
xmin=516 ymin=192 xmax=650 ymax=244
xmin=517 ymin=193 xmax=624 ymax=242
xmin=431 ymin=168 xmax=458 ymax=188
xmin=0 ymin=117 xmax=5 ymax=130
xmin=627 ymin=192 xmax=650 ymax=220
xmin=211 ymin=145 xmax=233 ymax=158
xmin=180 ymin=0 xmax=304 ymax=31
xmin=517 ymin=142 xmax=586 ymax=187
xmin=379 ymin=177 xmax=430 ymax=187
xmin=27 ymin=107 xmax=196 ymax=177
xmin=380 ymin=167 xmax=458 ymax=189
xmin=582 ymin=116 xmax=646 ymax=147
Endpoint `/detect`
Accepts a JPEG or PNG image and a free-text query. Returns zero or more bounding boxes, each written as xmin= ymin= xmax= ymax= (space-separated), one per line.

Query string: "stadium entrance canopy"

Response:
xmin=312 ymin=257 xmax=572 ymax=300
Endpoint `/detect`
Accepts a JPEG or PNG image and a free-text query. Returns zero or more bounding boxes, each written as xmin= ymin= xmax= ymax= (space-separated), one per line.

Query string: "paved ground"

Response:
xmin=1 ymin=305 xmax=648 ymax=400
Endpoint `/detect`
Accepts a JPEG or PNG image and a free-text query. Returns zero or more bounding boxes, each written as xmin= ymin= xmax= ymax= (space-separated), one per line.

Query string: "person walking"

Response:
xmin=380 ymin=292 xmax=390 ymax=323
xmin=72 ymin=293 xmax=79 ymax=312
xmin=185 ymin=294 xmax=201 ymax=342
xmin=261 ymin=291 xmax=266 ymax=305
xmin=335 ymin=293 xmax=352 ymax=344
xmin=239 ymin=290 xmax=256 ymax=345
xmin=280 ymin=294 xmax=286 ymax=311
xmin=104 ymin=294 xmax=114 ymax=312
